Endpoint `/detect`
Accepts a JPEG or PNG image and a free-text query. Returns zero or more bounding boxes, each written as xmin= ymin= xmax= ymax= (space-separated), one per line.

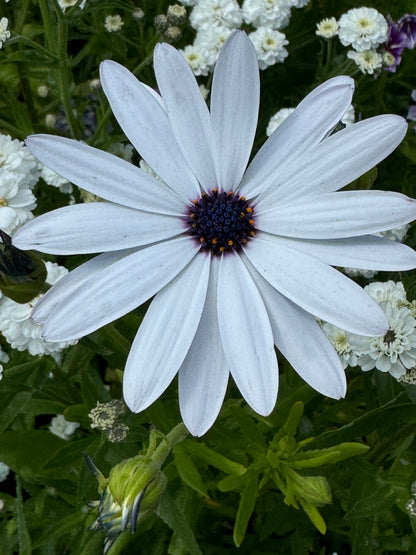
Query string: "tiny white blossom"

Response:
xmin=0 ymin=17 xmax=10 ymax=49
xmin=133 ymin=9 xmax=145 ymax=21
xmin=190 ymin=0 xmax=242 ymax=31
xmin=321 ymin=322 xmax=364 ymax=369
xmin=288 ymin=0 xmax=309 ymax=6
xmin=108 ymin=142 xmax=134 ymax=163
xmin=347 ymin=49 xmax=382 ymax=75
xmin=192 ymin=25 xmax=233 ymax=70
xmin=399 ymin=367 xmax=416 ymax=384
xmin=0 ymin=262 xmax=77 ymax=356
xmin=45 ymin=114 xmax=56 ymax=128
xmin=357 ymin=301 xmax=416 ymax=379
xmin=0 ymin=135 xmax=38 ymax=235
xmin=89 ymin=78 xmax=101 ymax=90
xmin=104 ymin=15 xmax=124 ymax=32
xmin=382 ymin=223 xmax=409 ymax=242
xmin=40 ymin=165 xmax=73 ymax=194
xmin=266 ymin=107 xmax=295 ymax=136
xmin=37 ymin=85 xmax=49 ymax=98
xmin=242 ymin=0 xmax=292 ymax=30
xmin=49 ymin=414 xmax=79 ymax=440
xmin=249 ymin=26 xmax=289 ymax=69
xmin=57 ymin=0 xmax=86 ymax=12
xmin=316 ymin=17 xmax=339 ymax=39
xmin=341 ymin=104 xmax=355 ymax=126
xmin=180 ymin=43 xmax=213 ymax=76
xmin=0 ymin=462 xmax=9 ymax=482
xmin=338 ymin=7 xmax=388 ymax=52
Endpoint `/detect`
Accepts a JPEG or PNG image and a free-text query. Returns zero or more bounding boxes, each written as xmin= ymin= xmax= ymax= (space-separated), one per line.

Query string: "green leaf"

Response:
xmin=173 ymin=445 xmax=209 ymax=498
xmin=292 ymin=442 xmax=369 ymax=468
xmin=80 ymin=367 xmax=111 ymax=408
xmin=282 ymin=401 xmax=304 ymax=437
xmin=32 ymin=511 xmax=86 ymax=548
xmin=218 ymin=474 xmax=246 ymax=493
xmin=298 ymin=500 xmax=326 ymax=534
xmin=43 ymin=438 xmax=93 ymax=470
xmin=233 ymin=471 xmax=259 ymax=547
xmin=15 ymin=475 xmax=31 ymax=555
xmin=345 ymin=483 xmax=397 ymax=519
xmin=183 ymin=440 xmax=246 ymax=476
xmin=156 ymin=492 xmax=203 ymax=555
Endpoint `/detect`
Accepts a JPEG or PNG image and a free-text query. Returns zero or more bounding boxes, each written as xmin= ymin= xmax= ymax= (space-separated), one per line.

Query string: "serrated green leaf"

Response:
xmin=345 ymin=483 xmax=397 ymax=519
xmin=156 ymin=492 xmax=202 ymax=555
xmin=233 ymin=471 xmax=259 ymax=547
xmin=173 ymin=445 xmax=208 ymax=498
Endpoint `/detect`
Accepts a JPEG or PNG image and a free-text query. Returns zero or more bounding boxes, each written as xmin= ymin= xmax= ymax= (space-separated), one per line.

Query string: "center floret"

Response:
xmin=185 ymin=189 xmax=255 ymax=255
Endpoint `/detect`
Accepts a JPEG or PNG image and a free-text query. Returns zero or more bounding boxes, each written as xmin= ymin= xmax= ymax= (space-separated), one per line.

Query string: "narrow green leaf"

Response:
xmin=15 ymin=475 xmax=31 ymax=555
xmin=233 ymin=471 xmax=259 ymax=547
xmin=173 ymin=445 xmax=209 ymax=498
xmin=184 ymin=440 xmax=246 ymax=476
xmin=218 ymin=474 xmax=246 ymax=492
xmin=298 ymin=499 xmax=326 ymax=534
xmin=156 ymin=492 xmax=203 ymax=555
xmin=345 ymin=483 xmax=397 ymax=519
xmin=292 ymin=443 xmax=369 ymax=468
xmin=282 ymin=401 xmax=304 ymax=437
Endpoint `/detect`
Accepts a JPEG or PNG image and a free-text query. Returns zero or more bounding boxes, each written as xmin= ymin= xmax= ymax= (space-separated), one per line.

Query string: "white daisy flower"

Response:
xmin=249 ymin=27 xmax=289 ymax=69
xmin=0 ymin=262 xmax=77 ymax=357
xmin=13 ymin=32 xmax=416 ymax=436
xmin=266 ymin=108 xmax=295 ymax=136
xmin=0 ymin=17 xmax=10 ymax=49
xmin=242 ymin=0 xmax=292 ymax=30
xmin=347 ymin=49 xmax=383 ymax=75
xmin=357 ymin=302 xmax=416 ymax=379
xmin=316 ymin=17 xmax=339 ymax=39
xmin=338 ymin=7 xmax=388 ymax=52
xmin=49 ymin=414 xmax=80 ymax=440
xmin=190 ymin=0 xmax=242 ymax=31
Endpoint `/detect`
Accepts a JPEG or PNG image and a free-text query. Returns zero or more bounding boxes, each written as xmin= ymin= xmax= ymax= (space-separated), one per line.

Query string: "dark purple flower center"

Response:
xmin=185 ymin=189 xmax=255 ymax=255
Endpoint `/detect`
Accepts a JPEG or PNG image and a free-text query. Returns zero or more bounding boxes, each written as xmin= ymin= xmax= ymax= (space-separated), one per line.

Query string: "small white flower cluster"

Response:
xmin=181 ymin=0 xmax=311 ymax=74
xmin=104 ymin=15 xmax=124 ymax=33
xmin=57 ymin=0 xmax=86 ymax=12
xmin=0 ymin=262 xmax=78 ymax=357
xmin=316 ymin=7 xmax=388 ymax=75
xmin=0 ymin=135 xmax=38 ymax=235
xmin=89 ymin=399 xmax=129 ymax=443
xmin=0 ymin=17 xmax=10 ymax=49
xmin=321 ymin=281 xmax=416 ymax=381
xmin=49 ymin=414 xmax=80 ymax=440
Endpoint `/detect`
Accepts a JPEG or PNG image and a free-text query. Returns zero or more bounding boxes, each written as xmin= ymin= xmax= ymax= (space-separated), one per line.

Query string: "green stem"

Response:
xmin=8 ymin=33 xmax=59 ymax=59
xmin=0 ymin=118 xmax=27 ymax=139
xmin=15 ymin=0 xmax=30 ymax=35
xmin=132 ymin=53 xmax=154 ymax=77
xmin=38 ymin=0 xmax=56 ymax=51
xmin=152 ymin=423 xmax=188 ymax=468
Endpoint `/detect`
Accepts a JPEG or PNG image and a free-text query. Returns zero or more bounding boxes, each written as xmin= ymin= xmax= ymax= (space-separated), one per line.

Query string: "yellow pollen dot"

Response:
xmin=246 ymin=207 xmax=252 ymax=213
xmin=192 ymin=223 xmax=196 ymax=228
xmin=249 ymin=219 xmax=254 ymax=225
xmin=212 ymin=238 xmax=217 ymax=244
xmin=240 ymin=196 xmax=246 ymax=201
xmin=213 ymin=188 xmax=218 ymax=193
xmin=193 ymin=199 xmax=198 ymax=205
xmin=250 ymin=231 xmax=255 ymax=237
xmin=240 ymin=212 xmax=245 ymax=218
xmin=220 ymin=246 xmax=225 ymax=252
xmin=0 ymin=198 xmax=6 ymax=206
xmin=200 ymin=237 xmax=205 ymax=243
xmin=190 ymin=213 xmax=195 ymax=218
xmin=242 ymin=238 xmax=247 ymax=244
xmin=228 ymin=240 xmax=233 ymax=246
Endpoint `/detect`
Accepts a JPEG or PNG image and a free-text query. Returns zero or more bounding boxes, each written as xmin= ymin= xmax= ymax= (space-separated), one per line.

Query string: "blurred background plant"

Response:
xmin=1 ymin=0 xmax=416 ymax=553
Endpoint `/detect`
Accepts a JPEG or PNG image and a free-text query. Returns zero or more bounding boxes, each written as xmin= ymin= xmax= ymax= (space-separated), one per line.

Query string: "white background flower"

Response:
xmin=13 ymin=32 xmax=416 ymax=436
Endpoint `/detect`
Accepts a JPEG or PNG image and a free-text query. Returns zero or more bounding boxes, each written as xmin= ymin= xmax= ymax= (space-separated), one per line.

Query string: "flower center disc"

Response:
xmin=185 ymin=189 xmax=255 ymax=255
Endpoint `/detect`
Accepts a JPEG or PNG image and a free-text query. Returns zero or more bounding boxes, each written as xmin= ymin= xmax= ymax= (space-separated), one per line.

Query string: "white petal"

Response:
xmin=256 ymin=191 xmax=416 ymax=239
xmin=99 ymin=60 xmax=200 ymax=200
xmin=26 ymin=135 xmax=184 ymax=215
xmin=259 ymin=234 xmax=416 ymax=271
xmin=211 ymin=31 xmax=259 ymax=191
xmin=154 ymin=43 xmax=217 ymax=193
xmin=42 ymin=236 xmax=199 ymax=341
xmin=179 ymin=256 xmax=229 ymax=436
xmin=217 ymin=252 xmax=278 ymax=415
xmin=246 ymin=258 xmax=346 ymax=399
xmin=123 ymin=254 xmax=210 ymax=413
xmin=33 ymin=250 xmax=136 ymax=323
xmin=239 ymin=76 xmax=354 ymax=198
xmin=258 ymin=115 xmax=408 ymax=205
xmin=244 ymin=234 xmax=388 ymax=336
xmin=13 ymin=203 xmax=184 ymax=254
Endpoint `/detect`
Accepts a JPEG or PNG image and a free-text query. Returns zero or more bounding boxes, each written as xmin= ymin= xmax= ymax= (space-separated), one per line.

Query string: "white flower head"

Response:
xmin=49 ymin=414 xmax=80 ymax=440
xmin=57 ymin=0 xmax=86 ymax=12
xmin=180 ymin=43 xmax=213 ymax=76
xmin=14 ymin=32 xmax=416 ymax=436
xmin=0 ymin=17 xmax=10 ymax=49
xmin=0 ymin=262 xmax=77 ymax=356
xmin=0 ymin=462 xmax=9 ymax=482
xmin=242 ymin=0 xmax=292 ymax=31
xmin=266 ymin=107 xmax=295 ymax=136
xmin=357 ymin=302 xmax=416 ymax=379
xmin=321 ymin=322 xmax=363 ymax=369
xmin=40 ymin=164 xmax=73 ymax=194
xmin=364 ymin=280 xmax=407 ymax=307
xmin=341 ymin=104 xmax=355 ymax=126
xmin=249 ymin=27 xmax=289 ymax=69
xmin=338 ymin=7 xmax=388 ymax=52
xmin=316 ymin=17 xmax=339 ymax=39
xmin=190 ymin=0 xmax=242 ymax=31
xmin=347 ymin=49 xmax=382 ymax=75
xmin=0 ymin=134 xmax=38 ymax=234
xmin=104 ymin=15 xmax=124 ymax=32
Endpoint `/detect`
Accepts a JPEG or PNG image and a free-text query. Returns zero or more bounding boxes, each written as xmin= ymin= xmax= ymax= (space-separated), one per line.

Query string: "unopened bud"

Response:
xmin=167 ymin=4 xmax=187 ymax=26
xmin=154 ymin=14 xmax=168 ymax=32
xmin=164 ymin=25 xmax=182 ymax=43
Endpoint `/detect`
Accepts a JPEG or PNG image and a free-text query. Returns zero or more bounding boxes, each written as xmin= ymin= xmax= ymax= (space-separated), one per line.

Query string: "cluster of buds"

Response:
xmin=154 ymin=4 xmax=187 ymax=44
xmin=89 ymin=399 xmax=129 ymax=443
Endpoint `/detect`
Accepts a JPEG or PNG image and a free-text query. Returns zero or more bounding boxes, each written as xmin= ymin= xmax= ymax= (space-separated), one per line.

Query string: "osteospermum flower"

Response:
xmin=13 ymin=32 xmax=416 ymax=436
